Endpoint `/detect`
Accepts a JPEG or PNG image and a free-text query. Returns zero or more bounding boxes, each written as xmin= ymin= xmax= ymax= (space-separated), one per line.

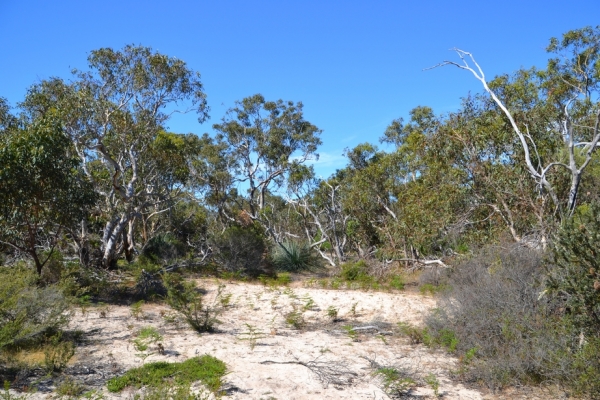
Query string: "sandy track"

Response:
xmin=15 ymin=280 xmax=493 ymax=399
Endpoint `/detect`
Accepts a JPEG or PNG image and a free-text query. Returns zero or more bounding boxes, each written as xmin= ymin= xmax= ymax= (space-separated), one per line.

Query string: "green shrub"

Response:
xmin=419 ymin=283 xmax=449 ymax=296
xmin=142 ymin=233 xmax=186 ymax=263
xmin=570 ymin=336 xmax=600 ymax=398
xmin=373 ymin=366 xmax=416 ymax=397
xmin=340 ymin=260 xmax=370 ymax=281
xmin=211 ymin=226 xmax=270 ymax=278
xmin=164 ymin=275 xmax=224 ymax=333
xmin=55 ymin=377 xmax=85 ymax=398
xmin=424 ymin=244 xmax=570 ymax=389
xmin=133 ymin=382 xmax=211 ymax=400
xmin=547 ymin=204 xmax=600 ymax=336
xmin=106 ymin=355 xmax=227 ymax=394
xmin=388 ymin=274 xmax=405 ymax=290
xmin=397 ymin=322 xmax=425 ymax=345
xmin=43 ymin=333 xmax=75 ymax=373
xmin=284 ymin=306 xmax=306 ymax=329
xmin=130 ymin=300 xmax=145 ymax=320
xmin=272 ymin=241 xmax=319 ymax=272
xmin=0 ymin=265 xmax=69 ymax=350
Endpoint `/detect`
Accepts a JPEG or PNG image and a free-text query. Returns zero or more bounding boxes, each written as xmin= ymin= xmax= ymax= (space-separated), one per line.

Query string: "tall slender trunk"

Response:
xmin=78 ymin=218 xmax=90 ymax=266
xmin=102 ymin=214 xmax=129 ymax=268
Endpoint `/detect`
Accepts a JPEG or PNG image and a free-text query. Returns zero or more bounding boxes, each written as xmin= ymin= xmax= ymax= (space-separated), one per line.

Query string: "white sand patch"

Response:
xmin=14 ymin=280 xmax=490 ymax=399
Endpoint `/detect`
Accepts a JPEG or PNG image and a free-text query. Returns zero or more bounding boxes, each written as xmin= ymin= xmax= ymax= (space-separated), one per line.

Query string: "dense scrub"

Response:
xmin=424 ymin=236 xmax=600 ymax=397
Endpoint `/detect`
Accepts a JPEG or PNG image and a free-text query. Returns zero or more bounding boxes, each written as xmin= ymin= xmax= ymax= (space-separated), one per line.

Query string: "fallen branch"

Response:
xmin=331 ymin=325 xmax=393 ymax=336
xmin=259 ymin=355 xmax=358 ymax=387
xmin=386 ymin=257 xmax=450 ymax=271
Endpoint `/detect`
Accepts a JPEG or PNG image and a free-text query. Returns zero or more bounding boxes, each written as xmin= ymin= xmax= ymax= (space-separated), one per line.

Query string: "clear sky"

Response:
xmin=1 ymin=0 xmax=598 ymax=178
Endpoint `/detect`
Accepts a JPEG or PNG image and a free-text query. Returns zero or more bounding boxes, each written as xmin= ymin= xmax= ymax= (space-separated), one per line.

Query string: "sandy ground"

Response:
xmin=9 ymin=279 xmax=562 ymax=399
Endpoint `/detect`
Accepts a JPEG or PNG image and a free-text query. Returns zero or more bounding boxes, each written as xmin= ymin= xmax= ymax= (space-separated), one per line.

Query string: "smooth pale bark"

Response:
xmin=434 ymin=49 xmax=600 ymax=223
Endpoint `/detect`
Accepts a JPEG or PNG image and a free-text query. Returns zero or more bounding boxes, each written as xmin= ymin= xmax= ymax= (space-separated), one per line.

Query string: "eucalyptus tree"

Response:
xmin=289 ymin=174 xmax=350 ymax=266
xmin=0 ymin=100 xmax=96 ymax=274
xmin=22 ymin=45 xmax=209 ymax=267
xmin=211 ymin=94 xmax=322 ymax=245
xmin=436 ymin=26 xmax=600 ymax=225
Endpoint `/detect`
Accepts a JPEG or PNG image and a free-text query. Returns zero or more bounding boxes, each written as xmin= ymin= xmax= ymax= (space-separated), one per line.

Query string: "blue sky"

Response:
xmin=1 ymin=0 xmax=598 ymax=178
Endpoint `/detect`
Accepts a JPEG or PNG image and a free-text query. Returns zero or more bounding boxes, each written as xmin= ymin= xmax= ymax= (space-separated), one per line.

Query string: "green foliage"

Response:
xmin=259 ymin=272 xmax=292 ymax=287
xmin=547 ymin=203 xmax=600 ymax=335
xmin=342 ymin=325 xmax=358 ymax=341
xmin=326 ymin=306 xmax=339 ymax=321
xmin=55 ymin=377 xmax=86 ymax=398
xmin=418 ymin=283 xmax=449 ymax=296
xmin=272 ymin=241 xmax=319 ymax=272
xmin=424 ymin=373 xmax=440 ymax=397
xmin=132 ymin=327 xmax=163 ymax=363
xmin=340 ymin=260 xmax=370 ymax=282
xmin=106 ymin=355 xmax=227 ymax=395
xmin=237 ymin=324 xmax=266 ymax=351
xmin=131 ymin=382 xmax=211 ymax=400
xmin=373 ymin=367 xmax=416 ymax=397
xmin=212 ymin=93 xmax=321 ymax=215
xmin=570 ymin=337 xmax=600 ymax=398
xmin=0 ymin=266 xmax=69 ymax=350
xmin=0 ymin=108 xmax=96 ymax=274
xmin=43 ymin=333 xmax=75 ymax=373
xmin=21 ymin=45 xmax=208 ymax=268
xmin=133 ymin=327 xmax=163 ymax=353
xmin=284 ymin=306 xmax=306 ymax=329
xmin=164 ymin=275 xmax=224 ymax=333
xmin=130 ymin=301 xmax=145 ymax=320
xmin=426 ymin=328 xmax=459 ymax=352
xmin=142 ymin=233 xmax=186 ymax=264
xmin=388 ymin=274 xmax=405 ymax=290
xmin=212 ymin=226 xmax=270 ymax=278
xmin=397 ymin=322 xmax=425 ymax=345
xmin=422 ymin=243 xmax=600 ymax=394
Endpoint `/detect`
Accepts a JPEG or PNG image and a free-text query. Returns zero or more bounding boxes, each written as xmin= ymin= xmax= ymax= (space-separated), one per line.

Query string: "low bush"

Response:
xmin=211 ymin=225 xmax=271 ymax=278
xmin=340 ymin=260 xmax=370 ymax=281
xmin=106 ymin=355 xmax=227 ymax=394
xmin=164 ymin=275 xmax=224 ymax=333
xmin=424 ymin=244 xmax=567 ymax=389
xmin=43 ymin=333 xmax=75 ymax=373
xmin=375 ymin=366 xmax=416 ymax=396
xmin=272 ymin=241 xmax=320 ymax=272
xmin=0 ymin=265 xmax=69 ymax=350
xmin=142 ymin=233 xmax=186 ymax=264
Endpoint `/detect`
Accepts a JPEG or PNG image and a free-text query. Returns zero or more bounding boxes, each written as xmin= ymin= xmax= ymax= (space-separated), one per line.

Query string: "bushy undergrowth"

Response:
xmin=211 ymin=225 xmax=272 ymax=278
xmin=547 ymin=204 xmax=600 ymax=337
xmin=0 ymin=265 xmax=70 ymax=350
xmin=424 ymin=242 xmax=600 ymax=397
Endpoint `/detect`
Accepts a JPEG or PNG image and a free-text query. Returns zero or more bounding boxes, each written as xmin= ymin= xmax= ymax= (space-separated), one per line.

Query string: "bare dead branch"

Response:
xmin=259 ymin=355 xmax=359 ymax=388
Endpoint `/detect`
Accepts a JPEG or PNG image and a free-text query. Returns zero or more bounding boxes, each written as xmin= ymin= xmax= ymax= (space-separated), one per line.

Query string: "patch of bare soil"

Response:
xmin=10 ymin=279 xmax=564 ymax=399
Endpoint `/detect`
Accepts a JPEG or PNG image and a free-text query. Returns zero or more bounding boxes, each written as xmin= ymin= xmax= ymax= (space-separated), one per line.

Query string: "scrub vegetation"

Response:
xmin=2 ymin=26 xmax=600 ymax=398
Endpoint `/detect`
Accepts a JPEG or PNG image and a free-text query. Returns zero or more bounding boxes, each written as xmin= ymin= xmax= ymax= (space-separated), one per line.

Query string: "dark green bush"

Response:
xmin=547 ymin=204 xmax=600 ymax=336
xmin=142 ymin=233 xmax=186 ymax=263
xmin=340 ymin=260 xmax=370 ymax=281
xmin=211 ymin=225 xmax=271 ymax=278
xmin=272 ymin=241 xmax=320 ymax=272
